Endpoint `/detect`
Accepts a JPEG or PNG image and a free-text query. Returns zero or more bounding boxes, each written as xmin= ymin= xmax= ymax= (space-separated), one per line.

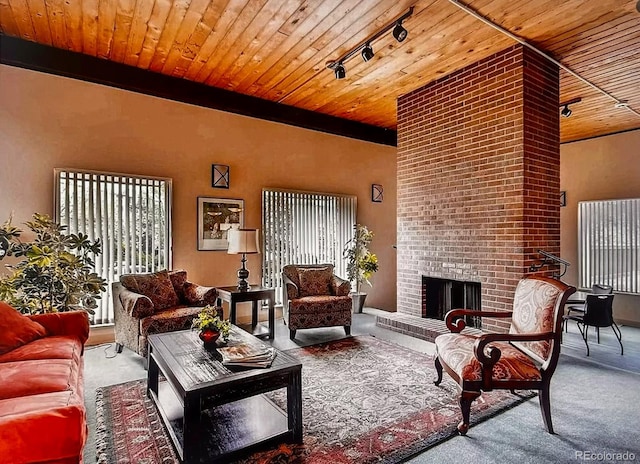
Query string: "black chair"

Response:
xmin=563 ymin=294 xmax=623 ymax=356
xmin=565 ymin=283 xmax=613 ymax=332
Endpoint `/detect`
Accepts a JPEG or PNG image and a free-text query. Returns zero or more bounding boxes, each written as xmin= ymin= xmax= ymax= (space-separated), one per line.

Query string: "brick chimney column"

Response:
xmin=396 ymin=44 xmax=560 ymax=332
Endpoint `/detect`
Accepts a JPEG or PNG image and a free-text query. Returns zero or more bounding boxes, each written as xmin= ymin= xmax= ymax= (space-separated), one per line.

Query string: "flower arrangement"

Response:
xmin=343 ymin=224 xmax=379 ymax=293
xmin=191 ymin=305 xmax=231 ymax=342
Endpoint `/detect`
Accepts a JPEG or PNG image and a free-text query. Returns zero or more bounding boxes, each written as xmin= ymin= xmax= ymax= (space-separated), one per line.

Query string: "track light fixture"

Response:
xmin=327 ymin=6 xmax=414 ymax=79
xmin=559 ymin=97 xmax=582 ymax=118
xmin=392 ymin=21 xmax=408 ymax=42
xmin=361 ymin=43 xmax=374 ymax=62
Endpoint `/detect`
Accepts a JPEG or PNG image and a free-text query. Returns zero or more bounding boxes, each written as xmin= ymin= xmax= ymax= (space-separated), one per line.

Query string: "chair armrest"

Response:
xmin=282 ymin=274 xmax=298 ymax=307
xmin=473 ymin=331 xmax=554 ymax=390
xmin=566 ymin=304 xmax=585 ymax=314
xmin=118 ymin=287 xmax=154 ymax=318
xmin=331 ymin=274 xmax=351 ymax=296
xmin=28 ymin=311 xmax=90 ymax=346
xmin=183 ymin=282 xmax=218 ymax=306
xmin=444 ymin=309 xmax=512 ymax=333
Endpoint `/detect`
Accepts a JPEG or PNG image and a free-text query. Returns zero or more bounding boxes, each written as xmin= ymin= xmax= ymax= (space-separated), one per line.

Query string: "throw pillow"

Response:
xmin=333 ymin=278 xmax=351 ymax=296
xmin=168 ymin=270 xmax=188 ymax=302
xmin=0 ymin=301 xmax=47 ymax=355
xmin=298 ymin=267 xmax=333 ymax=297
xmin=120 ymin=270 xmax=179 ymax=311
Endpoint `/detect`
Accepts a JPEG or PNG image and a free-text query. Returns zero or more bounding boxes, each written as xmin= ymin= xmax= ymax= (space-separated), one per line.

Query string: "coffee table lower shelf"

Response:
xmin=237 ymin=322 xmax=271 ymax=339
xmin=151 ymin=381 xmax=290 ymax=463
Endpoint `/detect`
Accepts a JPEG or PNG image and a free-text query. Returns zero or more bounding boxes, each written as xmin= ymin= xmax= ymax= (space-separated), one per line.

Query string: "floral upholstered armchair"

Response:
xmin=433 ymin=276 xmax=575 ymax=435
xmin=112 ymin=269 xmax=218 ymax=358
xmin=282 ymin=264 xmax=352 ymax=340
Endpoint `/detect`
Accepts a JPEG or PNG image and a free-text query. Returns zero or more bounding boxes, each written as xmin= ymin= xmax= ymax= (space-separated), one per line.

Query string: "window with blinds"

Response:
xmin=55 ymin=169 xmax=172 ymax=325
xmin=578 ymin=198 xmax=639 ymax=294
xmin=262 ymin=188 xmax=357 ymax=304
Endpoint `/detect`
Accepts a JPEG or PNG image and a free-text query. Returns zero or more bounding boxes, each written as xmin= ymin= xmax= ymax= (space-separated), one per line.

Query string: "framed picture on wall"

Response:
xmin=197 ymin=197 xmax=244 ymax=251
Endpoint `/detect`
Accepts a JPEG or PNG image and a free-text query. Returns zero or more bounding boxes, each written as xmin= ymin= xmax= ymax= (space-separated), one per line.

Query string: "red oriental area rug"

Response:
xmin=96 ymin=336 xmax=534 ymax=464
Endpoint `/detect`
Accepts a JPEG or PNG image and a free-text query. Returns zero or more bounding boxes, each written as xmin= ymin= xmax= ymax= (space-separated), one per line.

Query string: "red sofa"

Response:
xmin=0 ymin=302 xmax=90 ymax=464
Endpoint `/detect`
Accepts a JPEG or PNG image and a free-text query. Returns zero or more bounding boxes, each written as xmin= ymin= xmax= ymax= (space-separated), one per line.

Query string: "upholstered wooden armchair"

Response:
xmin=434 ymin=276 xmax=575 ymax=435
xmin=282 ymin=264 xmax=352 ymax=340
xmin=112 ymin=269 xmax=218 ymax=358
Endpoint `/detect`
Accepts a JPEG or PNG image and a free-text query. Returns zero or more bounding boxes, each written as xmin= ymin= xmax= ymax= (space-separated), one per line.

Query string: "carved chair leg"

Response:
xmin=539 ymin=380 xmax=554 ymax=434
xmin=344 ymin=325 xmax=351 ymax=336
xmin=289 ymin=329 xmax=297 ymax=340
xmin=434 ymin=356 xmax=443 ymax=386
xmin=458 ymin=391 xmax=481 ymax=435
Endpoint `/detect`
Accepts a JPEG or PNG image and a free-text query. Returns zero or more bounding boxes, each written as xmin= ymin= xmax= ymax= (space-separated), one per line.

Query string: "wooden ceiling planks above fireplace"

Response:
xmin=0 ymin=0 xmax=638 ymax=144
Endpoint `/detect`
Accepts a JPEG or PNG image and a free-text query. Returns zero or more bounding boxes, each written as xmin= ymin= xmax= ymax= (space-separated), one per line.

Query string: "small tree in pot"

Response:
xmin=0 ymin=213 xmax=107 ymax=314
xmin=343 ymin=224 xmax=379 ymax=312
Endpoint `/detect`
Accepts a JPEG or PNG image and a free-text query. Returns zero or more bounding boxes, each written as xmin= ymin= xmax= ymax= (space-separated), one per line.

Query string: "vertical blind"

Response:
xmin=55 ymin=169 xmax=172 ymax=325
xmin=578 ymin=198 xmax=639 ymax=294
xmin=262 ymin=188 xmax=357 ymax=304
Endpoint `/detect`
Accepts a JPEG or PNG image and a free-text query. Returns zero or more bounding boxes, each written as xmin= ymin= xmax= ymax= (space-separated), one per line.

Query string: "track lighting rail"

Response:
xmin=327 ymin=6 xmax=415 ymax=79
xmin=447 ymin=0 xmax=640 ymax=118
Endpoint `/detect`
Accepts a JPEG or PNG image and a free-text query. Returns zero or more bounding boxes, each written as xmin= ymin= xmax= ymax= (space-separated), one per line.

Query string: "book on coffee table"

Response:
xmin=218 ymin=343 xmax=277 ymax=368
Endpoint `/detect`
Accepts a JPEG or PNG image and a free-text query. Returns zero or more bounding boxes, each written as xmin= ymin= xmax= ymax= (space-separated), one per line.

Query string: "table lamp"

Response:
xmin=227 ymin=228 xmax=260 ymax=291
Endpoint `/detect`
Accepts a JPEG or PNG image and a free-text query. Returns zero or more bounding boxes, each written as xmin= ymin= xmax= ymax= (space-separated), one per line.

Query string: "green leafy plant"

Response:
xmin=343 ymin=224 xmax=379 ymax=293
xmin=191 ymin=305 xmax=231 ymax=340
xmin=0 ymin=213 xmax=107 ymax=314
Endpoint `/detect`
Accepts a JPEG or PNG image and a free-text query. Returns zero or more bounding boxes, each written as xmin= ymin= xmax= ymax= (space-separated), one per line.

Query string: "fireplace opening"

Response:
xmin=422 ymin=276 xmax=482 ymax=329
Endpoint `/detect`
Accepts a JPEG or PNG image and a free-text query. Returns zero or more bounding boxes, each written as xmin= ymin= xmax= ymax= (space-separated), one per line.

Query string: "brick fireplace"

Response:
xmin=396 ymin=44 xmax=560 ymax=333
xmin=423 ymin=276 xmax=482 ymax=328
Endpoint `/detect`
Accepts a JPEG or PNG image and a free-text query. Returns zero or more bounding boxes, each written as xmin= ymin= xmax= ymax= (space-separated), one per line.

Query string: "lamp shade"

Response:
xmin=227 ymin=229 xmax=260 ymax=254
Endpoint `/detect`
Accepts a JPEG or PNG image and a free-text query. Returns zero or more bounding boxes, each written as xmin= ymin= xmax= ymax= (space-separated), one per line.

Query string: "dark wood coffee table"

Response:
xmin=147 ymin=327 xmax=302 ymax=464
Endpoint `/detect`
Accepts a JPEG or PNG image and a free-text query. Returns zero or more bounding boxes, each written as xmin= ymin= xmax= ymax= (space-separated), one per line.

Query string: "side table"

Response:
xmin=216 ymin=285 xmax=275 ymax=339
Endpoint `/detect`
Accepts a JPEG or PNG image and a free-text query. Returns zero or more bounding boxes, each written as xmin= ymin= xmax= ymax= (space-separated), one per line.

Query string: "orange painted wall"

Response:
xmin=0 ymin=64 xmax=398 ymax=317
xmin=560 ymin=129 xmax=640 ymax=326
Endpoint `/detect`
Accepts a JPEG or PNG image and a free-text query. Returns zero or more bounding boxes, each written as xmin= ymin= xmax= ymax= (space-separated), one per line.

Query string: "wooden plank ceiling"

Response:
xmin=1 ymin=0 xmax=639 ymax=143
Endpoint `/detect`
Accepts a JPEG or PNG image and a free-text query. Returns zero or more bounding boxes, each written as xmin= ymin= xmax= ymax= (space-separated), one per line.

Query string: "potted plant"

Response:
xmin=0 ymin=213 xmax=107 ymax=315
xmin=191 ymin=305 xmax=231 ymax=344
xmin=343 ymin=224 xmax=379 ymax=313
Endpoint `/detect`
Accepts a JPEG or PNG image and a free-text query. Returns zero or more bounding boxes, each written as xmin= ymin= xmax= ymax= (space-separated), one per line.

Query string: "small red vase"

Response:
xmin=199 ymin=329 xmax=220 ymax=344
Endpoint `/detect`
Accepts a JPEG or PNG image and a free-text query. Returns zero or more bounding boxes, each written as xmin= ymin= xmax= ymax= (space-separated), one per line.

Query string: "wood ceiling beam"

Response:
xmin=0 ymin=35 xmax=397 ymax=146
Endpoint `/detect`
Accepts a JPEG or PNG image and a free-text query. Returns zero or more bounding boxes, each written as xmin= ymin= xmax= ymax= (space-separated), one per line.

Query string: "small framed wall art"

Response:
xmin=197 ymin=197 xmax=244 ymax=251
xmin=372 ymin=184 xmax=383 ymax=203
xmin=212 ymin=164 xmax=230 ymax=189
xmin=560 ymin=191 xmax=567 ymax=207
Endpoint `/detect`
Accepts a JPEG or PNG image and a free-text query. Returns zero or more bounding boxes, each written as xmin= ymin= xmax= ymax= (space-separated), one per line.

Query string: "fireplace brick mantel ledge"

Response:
xmin=376 ymin=312 xmax=482 ymax=343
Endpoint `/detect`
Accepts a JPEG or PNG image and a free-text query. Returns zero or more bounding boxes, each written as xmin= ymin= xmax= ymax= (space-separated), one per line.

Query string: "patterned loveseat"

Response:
xmin=282 ymin=264 xmax=352 ymax=340
xmin=113 ymin=269 xmax=218 ymax=359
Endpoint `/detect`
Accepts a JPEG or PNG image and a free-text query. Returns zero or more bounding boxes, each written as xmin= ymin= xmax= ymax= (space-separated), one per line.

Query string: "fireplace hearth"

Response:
xmin=422 ymin=276 xmax=482 ymax=329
